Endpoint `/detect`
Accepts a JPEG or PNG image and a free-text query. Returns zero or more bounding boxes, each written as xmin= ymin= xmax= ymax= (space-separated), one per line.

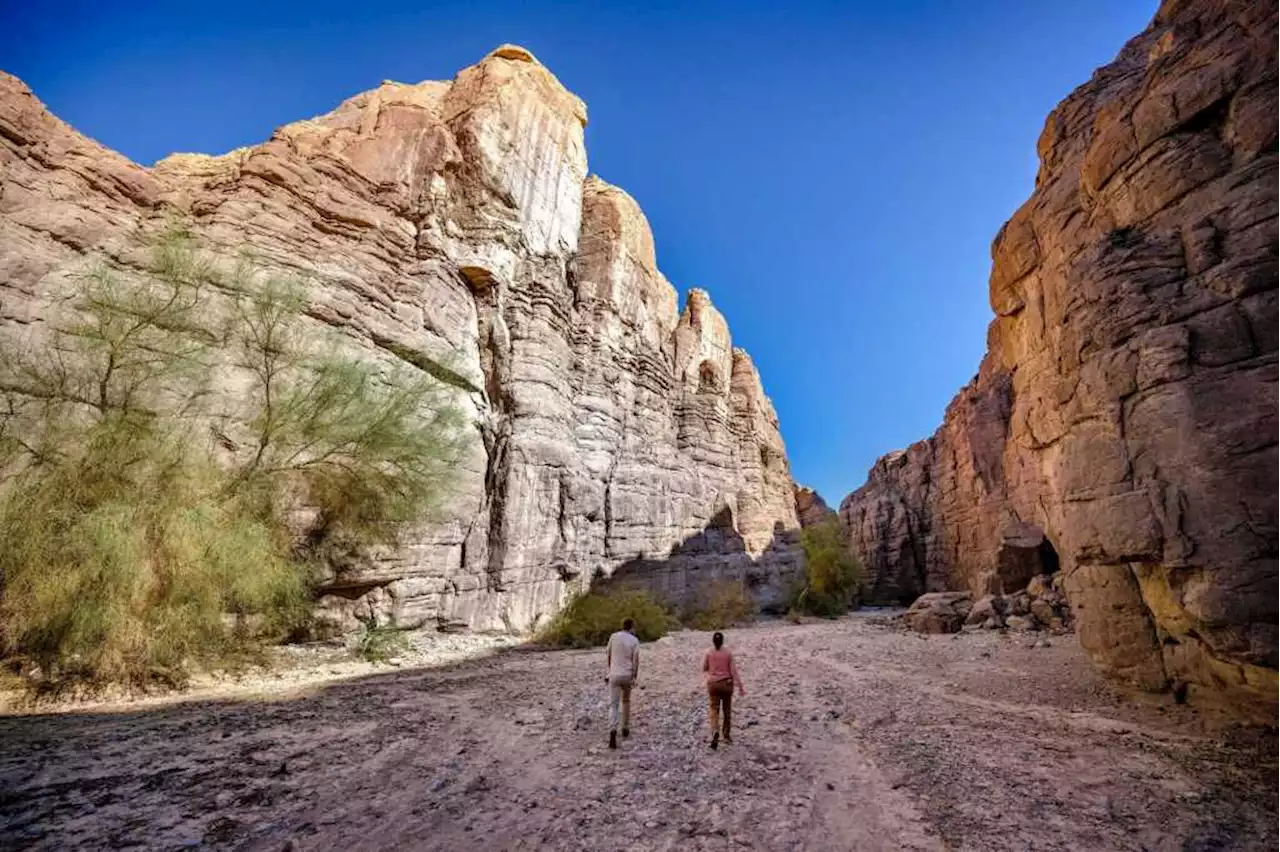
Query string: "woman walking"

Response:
xmin=702 ymin=631 xmax=745 ymax=749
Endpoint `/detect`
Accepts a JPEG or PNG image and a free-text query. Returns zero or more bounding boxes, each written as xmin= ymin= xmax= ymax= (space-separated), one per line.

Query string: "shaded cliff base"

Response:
xmin=603 ymin=506 xmax=803 ymax=614
xmin=2 ymin=617 xmax=1275 ymax=851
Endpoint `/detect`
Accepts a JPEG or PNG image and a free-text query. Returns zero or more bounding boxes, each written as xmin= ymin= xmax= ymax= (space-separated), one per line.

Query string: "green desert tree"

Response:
xmin=792 ymin=517 xmax=863 ymax=617
xmin=221 ymin=262 xmax=468 ymax=556
xmin=0 ymin=233 xmax=468 ymax=692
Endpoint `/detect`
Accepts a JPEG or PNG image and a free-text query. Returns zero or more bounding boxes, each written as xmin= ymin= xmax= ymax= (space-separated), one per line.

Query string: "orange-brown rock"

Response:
xmin=841 ymin=0 xmax=1277 ymax=716
xmin=793 ymin=485 xmax=837 ymax=528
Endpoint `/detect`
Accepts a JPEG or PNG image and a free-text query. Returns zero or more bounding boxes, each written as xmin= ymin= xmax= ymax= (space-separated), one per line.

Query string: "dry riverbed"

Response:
xmin=0 ymin=613 xmax=1275 ymax=851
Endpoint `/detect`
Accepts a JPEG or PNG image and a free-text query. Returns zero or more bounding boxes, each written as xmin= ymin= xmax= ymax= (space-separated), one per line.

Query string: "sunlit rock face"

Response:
xmin=840 ymin=0 xmax=1277 ymax=716
xmin=794 ymin=485 xmax=837 ymax=528
xmin=0 ymin=44 xmax=801 ymax=634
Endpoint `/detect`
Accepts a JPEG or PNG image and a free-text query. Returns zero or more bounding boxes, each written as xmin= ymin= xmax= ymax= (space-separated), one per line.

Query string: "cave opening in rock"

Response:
xmin=996 ymin=524 xmax=1060 ymax=593
xmin=1040 ymin=535 xmax=1060 ymax=576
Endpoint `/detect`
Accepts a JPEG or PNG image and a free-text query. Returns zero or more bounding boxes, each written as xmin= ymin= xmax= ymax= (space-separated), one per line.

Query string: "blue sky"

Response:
xmin=2 ymin=0 xmax=1155 ymax=503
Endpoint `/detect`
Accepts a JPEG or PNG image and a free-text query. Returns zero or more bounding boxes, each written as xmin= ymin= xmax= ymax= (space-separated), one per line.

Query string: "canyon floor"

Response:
xmin=0 ymin=613 xmax=1276 ymax=852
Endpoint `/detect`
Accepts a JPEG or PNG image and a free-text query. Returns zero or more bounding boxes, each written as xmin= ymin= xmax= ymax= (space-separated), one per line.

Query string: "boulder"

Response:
xmin=965 ymin=594 xmax=1007 ymax=627
xmin=1005 ymin=615 xmax=1036 ymax=632
xmin=903 ymin=592 xmax=974 ymax=635
xmin=1028 ymin=598 xmax=1059 ymax=627
xmin=1025 ymin=574 xmax=1051 ymax=599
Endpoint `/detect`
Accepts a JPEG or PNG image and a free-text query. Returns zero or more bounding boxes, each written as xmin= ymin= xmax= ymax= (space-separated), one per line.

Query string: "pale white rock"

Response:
xmin=0 ymin=45 xmax=802 ymax=635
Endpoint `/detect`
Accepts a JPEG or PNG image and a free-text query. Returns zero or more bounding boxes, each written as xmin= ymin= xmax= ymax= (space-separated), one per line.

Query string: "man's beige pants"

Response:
xmin=609 ymin=675 xmax=633 ymax=732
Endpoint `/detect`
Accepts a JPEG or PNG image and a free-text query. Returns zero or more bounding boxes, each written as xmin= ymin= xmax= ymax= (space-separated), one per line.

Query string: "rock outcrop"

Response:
xmin=903 ymin=592 xmax=974 ymax=635
xmin=793 ymin=485 xmax=837 ymax=527
xmin=901 ymin=587 xmax=1071 ymax=636
xmin=842 ymin=0 xmax=1277 ymax=715
xmin=0 ymin=45 xmax=801 ymax=633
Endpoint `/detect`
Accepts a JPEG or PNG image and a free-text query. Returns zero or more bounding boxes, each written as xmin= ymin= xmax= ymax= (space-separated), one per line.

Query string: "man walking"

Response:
xmin=605 ymin=618 xmax=640 ymax=749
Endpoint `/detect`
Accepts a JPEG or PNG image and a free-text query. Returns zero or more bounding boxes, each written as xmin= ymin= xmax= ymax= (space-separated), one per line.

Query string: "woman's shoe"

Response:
xmin=709 ymin=732 xmax=719 ymax=750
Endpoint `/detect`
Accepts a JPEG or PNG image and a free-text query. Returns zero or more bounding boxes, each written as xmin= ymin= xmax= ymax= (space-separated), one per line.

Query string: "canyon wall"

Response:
xmin=841 ymin=0 xmax=1277 ymax=713
xmin=0 ymin=45 xmax=801 ymax=633
xmin=793 ymin=485 xmax=837 ymax=528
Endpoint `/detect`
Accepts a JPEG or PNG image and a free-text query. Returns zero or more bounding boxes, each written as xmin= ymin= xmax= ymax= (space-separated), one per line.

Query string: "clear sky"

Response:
xmin=2 ymin=0 xmax=1156 ymax=504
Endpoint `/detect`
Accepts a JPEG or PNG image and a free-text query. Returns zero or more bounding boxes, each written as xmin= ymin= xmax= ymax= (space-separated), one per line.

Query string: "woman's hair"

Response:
xmin=712 ymin=632 xmax=724 ymax=649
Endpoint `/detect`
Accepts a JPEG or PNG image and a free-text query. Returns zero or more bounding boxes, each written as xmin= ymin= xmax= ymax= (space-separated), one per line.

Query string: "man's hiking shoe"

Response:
xmin=609 ymin=731 xmax=618 ymax=750
xmin=709 ymin=732 xmax=719 ymax=750
xmin=621 ymin=728 xmax=630 ymax=739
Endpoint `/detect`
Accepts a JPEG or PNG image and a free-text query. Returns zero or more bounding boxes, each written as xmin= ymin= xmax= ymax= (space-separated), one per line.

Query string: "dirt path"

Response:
xmin=1 ymin=615 xmax=1275 ymax=851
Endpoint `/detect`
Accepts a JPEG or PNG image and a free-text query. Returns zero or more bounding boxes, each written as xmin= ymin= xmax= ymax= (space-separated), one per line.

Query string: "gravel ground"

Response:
xmin=0 ymin=613 xmax=1275 ymax=851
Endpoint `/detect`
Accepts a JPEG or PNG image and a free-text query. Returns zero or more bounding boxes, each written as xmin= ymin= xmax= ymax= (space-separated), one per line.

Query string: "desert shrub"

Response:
xmin=0 ymin=435 xmax=308 ymax=691
xmin=353 ymin=615 xmax=411 ymax=663
xmin=682 ymin=579 xmax=756 ymax=630
xmin=224 ymin=272 xmax=467 ymax=552
xmin=792 ymin=518 xmax=863 ymax=617
xmin=537 ymin=588 xmax=673 ymax=648
xmin=0 ymin=232 xmax=466 ymax=692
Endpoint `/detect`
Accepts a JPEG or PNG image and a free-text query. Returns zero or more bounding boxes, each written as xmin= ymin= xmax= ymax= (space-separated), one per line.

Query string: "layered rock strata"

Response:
xmin=842 ymin=0 xmax=1277 ymax=713
xmin=0 ymin=45 xmax=801 ymax=632
xmin=793 ymin=485 xmax=837 ymax=528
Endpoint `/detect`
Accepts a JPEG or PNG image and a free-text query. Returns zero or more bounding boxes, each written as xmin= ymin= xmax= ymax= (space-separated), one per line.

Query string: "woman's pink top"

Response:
xmin=703 ymin=649 xmax=742 ymax=688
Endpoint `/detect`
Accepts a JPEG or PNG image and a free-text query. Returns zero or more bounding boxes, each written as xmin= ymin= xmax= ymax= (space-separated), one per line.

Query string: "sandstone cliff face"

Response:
xmin=793 ymin=485 xmax=837 ymax=528
xmin=0 ymin=45 xmax=800 ymax=633
xmin=842 ymin=0 xmax=1277 ymax=713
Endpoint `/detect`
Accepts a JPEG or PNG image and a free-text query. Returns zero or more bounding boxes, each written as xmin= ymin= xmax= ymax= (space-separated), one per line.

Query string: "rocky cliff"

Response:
xmin=0 ymin=45 xmax=801 ymax=633
xmin=793 ymin=485 xmax=837 ymax=528
xmin=842 ymin=0 xmax=1277 ymax=714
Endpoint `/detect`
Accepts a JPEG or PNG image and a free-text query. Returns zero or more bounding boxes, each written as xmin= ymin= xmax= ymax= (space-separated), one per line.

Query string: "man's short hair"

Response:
xmin=622 ymin=618 xmax=634 ymax=631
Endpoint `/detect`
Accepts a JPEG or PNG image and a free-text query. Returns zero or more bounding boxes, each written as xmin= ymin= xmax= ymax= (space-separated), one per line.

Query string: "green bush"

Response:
xmin=792 ymin=518 xmax=863 ymax=618
xmin=353 ymin=615 xmax=411 ymax=663
xmin=682 ymin=579 xmax=756 ymax=630
xmin=0 ymin=232 xmax=466 ymax=693
xmin=537 ymin=588 xmax=673 ymax=648
xmin=0 ymin=424 xmax=309 ymax=692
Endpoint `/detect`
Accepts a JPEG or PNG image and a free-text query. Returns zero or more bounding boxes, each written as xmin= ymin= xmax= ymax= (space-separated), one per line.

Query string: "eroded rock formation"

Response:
xmin=0 ymin=45 xmax=800 ymax=633
xmin=842 ymin=0 xmax=1277 ymax=714
xmin=793 ymin=485 xmax=837 ymax=528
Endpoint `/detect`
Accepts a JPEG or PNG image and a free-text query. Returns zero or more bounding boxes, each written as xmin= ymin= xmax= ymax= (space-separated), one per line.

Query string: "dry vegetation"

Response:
xmin=792 ymin=517 xmax=862 ymax=617
xmin=0 ymin=233 xmax=468 ymax=694
xmin=536 ymin=588 xmax=676 ymax=648
xmin=681 ymin=579 xmax=757 ymax=631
